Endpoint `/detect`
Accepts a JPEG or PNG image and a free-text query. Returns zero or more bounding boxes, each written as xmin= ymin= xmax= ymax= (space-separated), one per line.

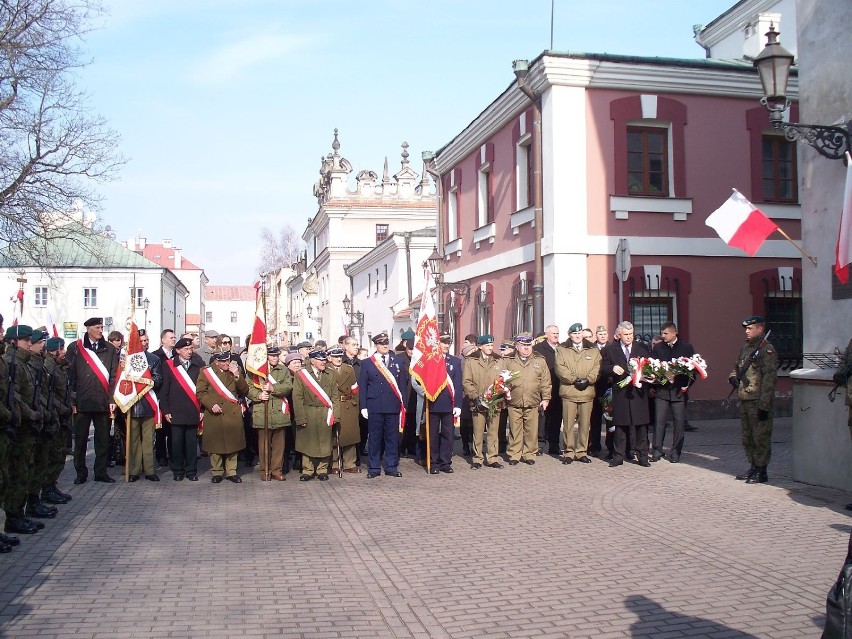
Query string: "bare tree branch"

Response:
xmin=257 ymin=224 xmax=304 ymax=275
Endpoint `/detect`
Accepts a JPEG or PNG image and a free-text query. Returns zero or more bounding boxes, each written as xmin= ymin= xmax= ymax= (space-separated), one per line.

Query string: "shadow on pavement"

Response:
xmin=625 ymin=594 xmax=759 ymax=638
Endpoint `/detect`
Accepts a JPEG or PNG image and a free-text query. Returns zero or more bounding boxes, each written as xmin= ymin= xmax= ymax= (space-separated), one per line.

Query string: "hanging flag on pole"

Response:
xmin=245 ymin=280 xmax=268 ymax=386
xmin=705 ymin=189 xmax=779 ymax=256
xmin=45 ymin=310 xmax=59 ymax=337
xmin=409 ymin=266 xmax=447 ymax=402
xmin=113 ymin=321 xmax=155 ymax=413
xmin=834 ymin=152 xmax=852 ymax=284
xmin=340 ymin=313 xmax=350 ymax=338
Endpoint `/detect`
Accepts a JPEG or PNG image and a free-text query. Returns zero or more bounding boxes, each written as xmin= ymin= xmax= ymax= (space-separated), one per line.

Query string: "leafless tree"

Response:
xmin=0 ymin=0 xmax=125 ymax=265
xmin=257 ymin=225 xmax=304 ymax=275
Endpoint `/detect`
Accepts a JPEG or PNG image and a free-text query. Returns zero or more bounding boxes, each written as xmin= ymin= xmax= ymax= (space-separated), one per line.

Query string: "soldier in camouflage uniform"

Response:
xmin=43 ymin=338 xmax=73 ymax=504
xmin=0 ymin=315 xmax=22 ymax=551
xmin=833 ymin=338 xmax=852 ymax=437
xmin=729 ymin=315 xmax=778 ymax=484
xmin=26 ymin=329 xmax=59 ymax=520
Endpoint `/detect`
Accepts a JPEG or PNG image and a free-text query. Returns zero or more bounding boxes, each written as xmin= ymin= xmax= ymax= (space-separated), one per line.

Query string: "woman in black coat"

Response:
xmin=601 ymin=322 xmax=651 ymax=467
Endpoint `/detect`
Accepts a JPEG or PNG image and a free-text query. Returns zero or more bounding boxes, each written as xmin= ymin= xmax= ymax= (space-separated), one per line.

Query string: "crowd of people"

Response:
xmin=0 ymin=310 xmax=784 ymax=554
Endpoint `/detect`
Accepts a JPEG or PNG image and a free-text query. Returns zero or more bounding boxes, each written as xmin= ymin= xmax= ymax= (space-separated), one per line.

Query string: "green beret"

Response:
xmin=476 ymin=334 xmax=494 ymax=345
xmin=400 ymin=329 xmax=415 ymax=340
xmin=568 ymin=323 xmax=583 ymax=333
xmin=31 ymin=329 xmax=46 ymax=343
xmin=742 ymin=315 xmax=765 ymax=327
xmin=46 ymin=337 xmax=65 ymax=351
xmin=5 ymin=324 xmax=33 ymax=340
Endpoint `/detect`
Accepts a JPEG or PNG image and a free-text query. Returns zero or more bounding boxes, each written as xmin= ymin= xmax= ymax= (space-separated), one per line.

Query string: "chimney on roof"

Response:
xmin=163 ymin=239 xmax=172 ymax=248
xmin=138 ymin=237 xmax=147 ymax=249
xmin=173 ymin=248 xmax=182 ymax=269
xmin=125 ymin=238 xmax=134 ymax=251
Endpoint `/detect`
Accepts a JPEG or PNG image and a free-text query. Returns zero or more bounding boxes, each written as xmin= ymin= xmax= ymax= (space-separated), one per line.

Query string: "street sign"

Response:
xmin=63 ymin=322 xmax=78 ymax=339
xmin=615 ymin=238 xmax=631 ymax=282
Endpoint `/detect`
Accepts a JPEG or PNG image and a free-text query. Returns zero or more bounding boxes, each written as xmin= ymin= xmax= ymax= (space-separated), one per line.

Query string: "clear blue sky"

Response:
xmin=80 ymin=0 xmax=737 ymax=284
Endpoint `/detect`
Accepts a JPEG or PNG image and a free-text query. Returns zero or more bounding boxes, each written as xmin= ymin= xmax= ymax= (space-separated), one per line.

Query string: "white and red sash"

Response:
xmin=201 ymin=367 xmax=239 ymax=404
xmin=296 ymin=369 xmax=334 ymax=427
xmin=77 ymin=339 xmax=110 ymax=394
xmin=167 ymin=360 xmax=200 ymax=411
xmin=267 ymin=371 xmax=290 ymax=415
xmin=145 ymin=391 xmax=162 ymax=426
xmin=372 ymin=353 xmax=407 ymax=432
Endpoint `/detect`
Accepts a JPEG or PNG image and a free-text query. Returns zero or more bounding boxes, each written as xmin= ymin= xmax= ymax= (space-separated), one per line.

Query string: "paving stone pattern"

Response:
xmin=0 ymin=417 xmax=848 ymax=638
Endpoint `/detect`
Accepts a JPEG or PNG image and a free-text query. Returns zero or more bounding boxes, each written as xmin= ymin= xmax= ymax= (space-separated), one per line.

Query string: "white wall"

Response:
xmin=204 ymin=298 xmax=255 ymax=349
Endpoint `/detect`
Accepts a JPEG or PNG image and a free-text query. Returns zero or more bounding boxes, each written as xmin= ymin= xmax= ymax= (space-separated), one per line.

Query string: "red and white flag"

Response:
xmin=245 ymin=281 xmax=268 ymax=385
xmin=113 ymin=321 xmax=155 ymax=414
xmin=409 ymin=266 xmax=447 ymax=402
xmin=706 ymin=189 xmax=778 ymax=256
xmin=834 ymin=153 xmax=852 ymax=284
xmin=45 ymin=310 xmax=59 ymax=338
xmin=340 ymin=313 xmax=349 ymax=338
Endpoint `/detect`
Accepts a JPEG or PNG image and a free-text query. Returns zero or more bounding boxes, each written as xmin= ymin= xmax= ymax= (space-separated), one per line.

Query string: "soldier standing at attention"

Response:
xmin=327 ymin=348 xmax=361 ymax=473
xmin=504 ymin=333 xmax=551 ymax=466
xmin=198 ymin=352 xmax=249 ymax=483
xmin=293 ymin=349 xmax=339 ymax=481
xmin=555 ymin=322 xmax=601 ymax=465
xmin=730 ymin=315 xmax=778 ymax=484
xmin=462 ymin=334 xmax=503 ymax=470
xmin=246 ymin=346 xmax=292 ymax=481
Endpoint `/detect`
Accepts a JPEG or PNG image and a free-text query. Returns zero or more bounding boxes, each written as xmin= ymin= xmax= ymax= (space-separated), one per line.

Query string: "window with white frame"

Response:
xmin=130 ymin=287 xmax=144 ymax=307
xmin=83 ymin=288 xmax=98 ymax=308
xmin=34 ymin=286 xmax=48 ymax=307
xmin=230 ymin=311 xmax=237 ymax=323
xmin=205 ymin=311 xmax=213 ymax=323
xmin=447 ymin=187 xmax=459 ymax=241
xmin=477 ymin=166 xmax=491 ymax=227
xmin=515 ymin=135 xmax=532 ymax=210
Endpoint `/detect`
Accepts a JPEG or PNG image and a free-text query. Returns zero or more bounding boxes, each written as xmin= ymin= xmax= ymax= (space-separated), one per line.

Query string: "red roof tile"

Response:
xmin=134 ymin=244 xmax=203 ymax=270
xmin=206 ymin=285 xmax=257 ymax=301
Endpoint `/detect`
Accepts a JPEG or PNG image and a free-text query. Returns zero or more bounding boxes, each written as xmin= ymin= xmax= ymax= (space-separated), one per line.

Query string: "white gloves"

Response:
xmin=361 ymin=409 xmax=368 ymax=419
xmin=452 ymin=407 xmax=461 ymax=418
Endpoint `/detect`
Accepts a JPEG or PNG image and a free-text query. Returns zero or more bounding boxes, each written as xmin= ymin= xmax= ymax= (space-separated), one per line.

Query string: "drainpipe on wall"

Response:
xmin=513 ymin=59 xmax=545 ymax=337
xmin=404 ymin=231 xmax=413 ymax=305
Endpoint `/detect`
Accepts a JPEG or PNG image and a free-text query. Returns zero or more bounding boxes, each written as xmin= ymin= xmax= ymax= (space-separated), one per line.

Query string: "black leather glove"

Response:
xmin=728 ymin=376 xmax=738 ymax=390
xmin=834 ymin=371 xmax=848 ymax=386
xmin=757 ymin=409 xmax=769 ymax=421
xmin=573 ymin=378 xmax=590 ymax=391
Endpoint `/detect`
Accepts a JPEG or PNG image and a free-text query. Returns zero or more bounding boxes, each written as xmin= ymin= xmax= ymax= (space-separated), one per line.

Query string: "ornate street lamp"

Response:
xmin=754 ymin=24 xmax=850 ymax=161
xmin=141 ymin=297 xmax=150 ymax=328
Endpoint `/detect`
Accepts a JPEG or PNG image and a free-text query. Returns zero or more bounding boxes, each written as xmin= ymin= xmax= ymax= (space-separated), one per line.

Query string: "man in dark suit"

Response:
xmin=601 ymin=321 xmax=651 ymax=468
xmin=650 ymin=322 xmax=695 ymax=463
xmin=533 ymin=325 xmax=562 ymax=455
xmin=358 ymin=333 xmax=409 ymax=478
xmin=152 ymin=328 xmax=176 ymax=467
xmin=65 ymin=317 xmax=120 ymax=484
xmin=424 ymin=334 xmax=463 ymax=474
xmin=587 ymin=325 xmax=612 ymax=458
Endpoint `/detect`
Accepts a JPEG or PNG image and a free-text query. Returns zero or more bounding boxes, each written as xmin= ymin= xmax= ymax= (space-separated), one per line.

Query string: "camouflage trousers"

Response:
xmin=2 ymin=430 xmax=35 ymax=514
xmin=43 ymin=427 xmax=69 ymax=489
xmin=0 ymin=432 xmax=8 ymax=510
xmin=28 ymin=432 xmax=51 ymax=496
xmin=740 ymin=400 xmax=772 ymax=467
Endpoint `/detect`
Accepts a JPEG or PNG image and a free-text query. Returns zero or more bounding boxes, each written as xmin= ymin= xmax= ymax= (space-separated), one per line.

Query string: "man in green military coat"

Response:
xmin=327 ymin=348 xmax=360 ymax=473
xmin=729 ymin=315 xmax=778 ymax=484
xmin=42 ymin=338 xmax=73 ymax=504
xmin=293 ymin=349 xmax=339 ymax=481
xmin=0 ymin=315 xmax=23 ymax=549
xmin=247 ymin=346 xmax=292 ymax=481
xmin=197 ymin=352 xmax=249 ymax=483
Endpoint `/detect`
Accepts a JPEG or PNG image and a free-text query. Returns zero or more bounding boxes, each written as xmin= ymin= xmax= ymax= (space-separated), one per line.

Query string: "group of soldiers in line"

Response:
xmin=0 ymin=306 xmax=785 ymax=554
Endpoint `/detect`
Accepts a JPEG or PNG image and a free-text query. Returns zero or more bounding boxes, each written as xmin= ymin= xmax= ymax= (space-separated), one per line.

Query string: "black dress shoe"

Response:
xmin=608 ymin=460 xmax=623 ymax=467
xmin=386 ymin=471 xmax=403 ymax=477
xmin=94 ymin=475 xmax=116 ymax=483
xmin=317 ymin=474 xmax=329 ymax=481
xmin=845 ymin=503 xmax=852 ymax=512
xmin=577 ymin=456 xmax=592 ymax=463
xmin=4 ymin=518 xmax=37 ymax=535
xmin=25 ymin=518 xmax=45 ymax=530
xmin=668 ymin=454 xmax=680 ymax=464
xmin=127 ymin=475 xmax=139 ymax=483
xmin=651 ymin=451 xmax=662 ymax=462
xmin=441 ymin=467 xmax=454 ymax=474
xmin=684 ymin=424 xmax=697 ymax=432
xmin=52 ymin=487 xmax=72 ymax=501
xmin=471 ymin=463 xmax=482 ymax=470
xmin=173 ymin=475 xmax=184 ymax=481
xmin=637 ymin=459 xmax=651 ymax=467
xmin=535 ymin=450 xmax=544 ymax=456
xmin=186 ymin=475 xmax=198 ymax=481
xmin=73 ymin=475 xmax=87 ymax=485
xmin=42 ymin=489 xmax=68 ymax=504
xmin=144 ymin=474 xmax=160 ymax=482
xmin=27 ymin=503 xmax=57 ymax=519
xmin=508 ymin=460 xmax=519 ymax=466
xmin=562 ymin=457 xmax=573 ymax=465
xmin=0 ymin=533 xmax=20 ymax=546
xmin=299 ymin=475 xmax=313 ymax=482
xmin=0 ymin=542 xmax=11 ymax=553
xmin=521 ymin=459 xmax=535 ymax=465
xmin=226 ymin=475 xmax=242 ymax=483
xmin=487 ymin=462 xmax=503 ymax=469
xmin=430 ymin=468 xmax=440 ymax=474
xmin=211 ymin=476 xmax=223 ymax=483
xmin=366 ymin=472 xmax=380 ymax=479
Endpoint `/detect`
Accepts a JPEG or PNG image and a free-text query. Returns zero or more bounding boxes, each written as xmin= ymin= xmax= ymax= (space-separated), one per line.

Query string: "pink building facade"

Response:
xmin=432 ymin=53 xmax=802 ymax=415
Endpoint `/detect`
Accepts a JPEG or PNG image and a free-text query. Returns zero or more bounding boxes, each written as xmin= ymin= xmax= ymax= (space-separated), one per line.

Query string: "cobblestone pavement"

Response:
xmin=0 ymin=417 xmax=848 ymax=638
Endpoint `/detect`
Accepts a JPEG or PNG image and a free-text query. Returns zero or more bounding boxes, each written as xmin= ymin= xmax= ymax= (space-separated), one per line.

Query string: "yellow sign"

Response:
xmin=63 ymin=322 xmax=78 ymax=339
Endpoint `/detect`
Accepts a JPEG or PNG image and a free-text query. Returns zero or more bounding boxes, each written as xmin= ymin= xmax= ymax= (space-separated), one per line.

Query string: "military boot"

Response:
xmin=4 ymin=515 xmax=37 ymax=534
xmin=0 ymin=533 xmax=21 ymax=546
xmin=746 ymin=466 xmax=768 ymax=484
xmin=51 ymin=485 xmax=73 ymax=501
xmin=735 ymin=464 xmax=756 ymax=481
xmin=42 ymin=487 xmax=68 ymax=505
xmin=0 ymin=541 xmax=11 ymax=553
xmin=26 ymin=496 xmax=57 ymax=519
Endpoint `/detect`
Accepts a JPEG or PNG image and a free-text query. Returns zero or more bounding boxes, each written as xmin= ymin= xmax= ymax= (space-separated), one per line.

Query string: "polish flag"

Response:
xmin=245 ymin=281 xmax=268 ymax=385
xmin=45 ymin=310 xmax=59 ymax=337
xmin=409 ymin=266 xmax=447 ymax=402
xmin=834 ymin=153 xmax=852 ymax=284
xmin=340 ymin=314 xmax=349 ymax=337
xmin=706 ymin=189 xmax=778 ymax=256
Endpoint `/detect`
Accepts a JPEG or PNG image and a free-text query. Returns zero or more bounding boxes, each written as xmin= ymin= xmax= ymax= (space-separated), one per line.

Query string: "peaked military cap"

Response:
xmin=514 ymin=333 xmax=534 ymax=345
xmin=212 ymin=351 xmax=231 ymax=361
xmin=372 ymin=333 xmax=390 ymax=345
xmin=327 ymin=347 xmax=344 ymax=357
xmin=439 ymin=333 xmax=452 ymax=344
xmin=267 ymin=346 xmax=281 ymax=356
xmin=308 ymin=349 xmax=327 ymax=361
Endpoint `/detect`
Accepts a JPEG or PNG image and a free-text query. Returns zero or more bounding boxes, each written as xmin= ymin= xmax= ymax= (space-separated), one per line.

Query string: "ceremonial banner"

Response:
xmin=835 ymin=152 xmax=852 ymax=284
xmin=113 ymin=321 xmax=154 ymax=412
xmin=409 ymin=266 xmax=446 ymax=402
xmin=245 ymin=281 xmax=268 ymax=385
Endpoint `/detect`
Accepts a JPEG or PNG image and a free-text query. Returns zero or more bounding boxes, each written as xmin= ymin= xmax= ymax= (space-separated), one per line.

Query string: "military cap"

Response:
xmin=5 ymin=324 xmax=33 ymax=340
xmin=138 ymin=329 xmax=147 ymax=337
xmin=84 ymin=317 xmax=103 ymax=327
xmin=296 ymin=341 xmax=312 ymax=350
xmin=476 ymin=334 xmax=494 ymax=345
xmin=284 ymin=352 xmax=303 ymax=365
xmin=514 ymin=333 xmax=534 ymax=345
xmin=372 ymin=333 xmax=390 ymax=345
xmin=595 ymin=325 xmax=607 ymax=333
xmin=568 ymin=323 xmax=584 ymax=334
xmin=31 ymin=329 xmax=47 ymax=343
xmin=461 ymin=344 xmax=478 ymax=358
xmin=308 ymin=349 xmax=327 ymax=361
xmin=174 ymin=337 xmax=193 ymax=349
xmin=212 ymin=351 xmax=231 ymax=361
xmin=327 ymin=347 xmax=344 ymax=357
xmin=267 ymin=346 xmax=281 ymax=356
xmin=439 ymin=333 xmax=452 ymax=344
xmin=500 ymin=341 xmax=514 ymax=350
xmin=45 ymin=337 xmax=64 ymax=351
xmin=400 ymin=329 xmax=415 ymax=340
xmin=204 ymin=329 xmax=219 ymax=338
xmin=742 ymin=315 xmax=765 ymax=327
